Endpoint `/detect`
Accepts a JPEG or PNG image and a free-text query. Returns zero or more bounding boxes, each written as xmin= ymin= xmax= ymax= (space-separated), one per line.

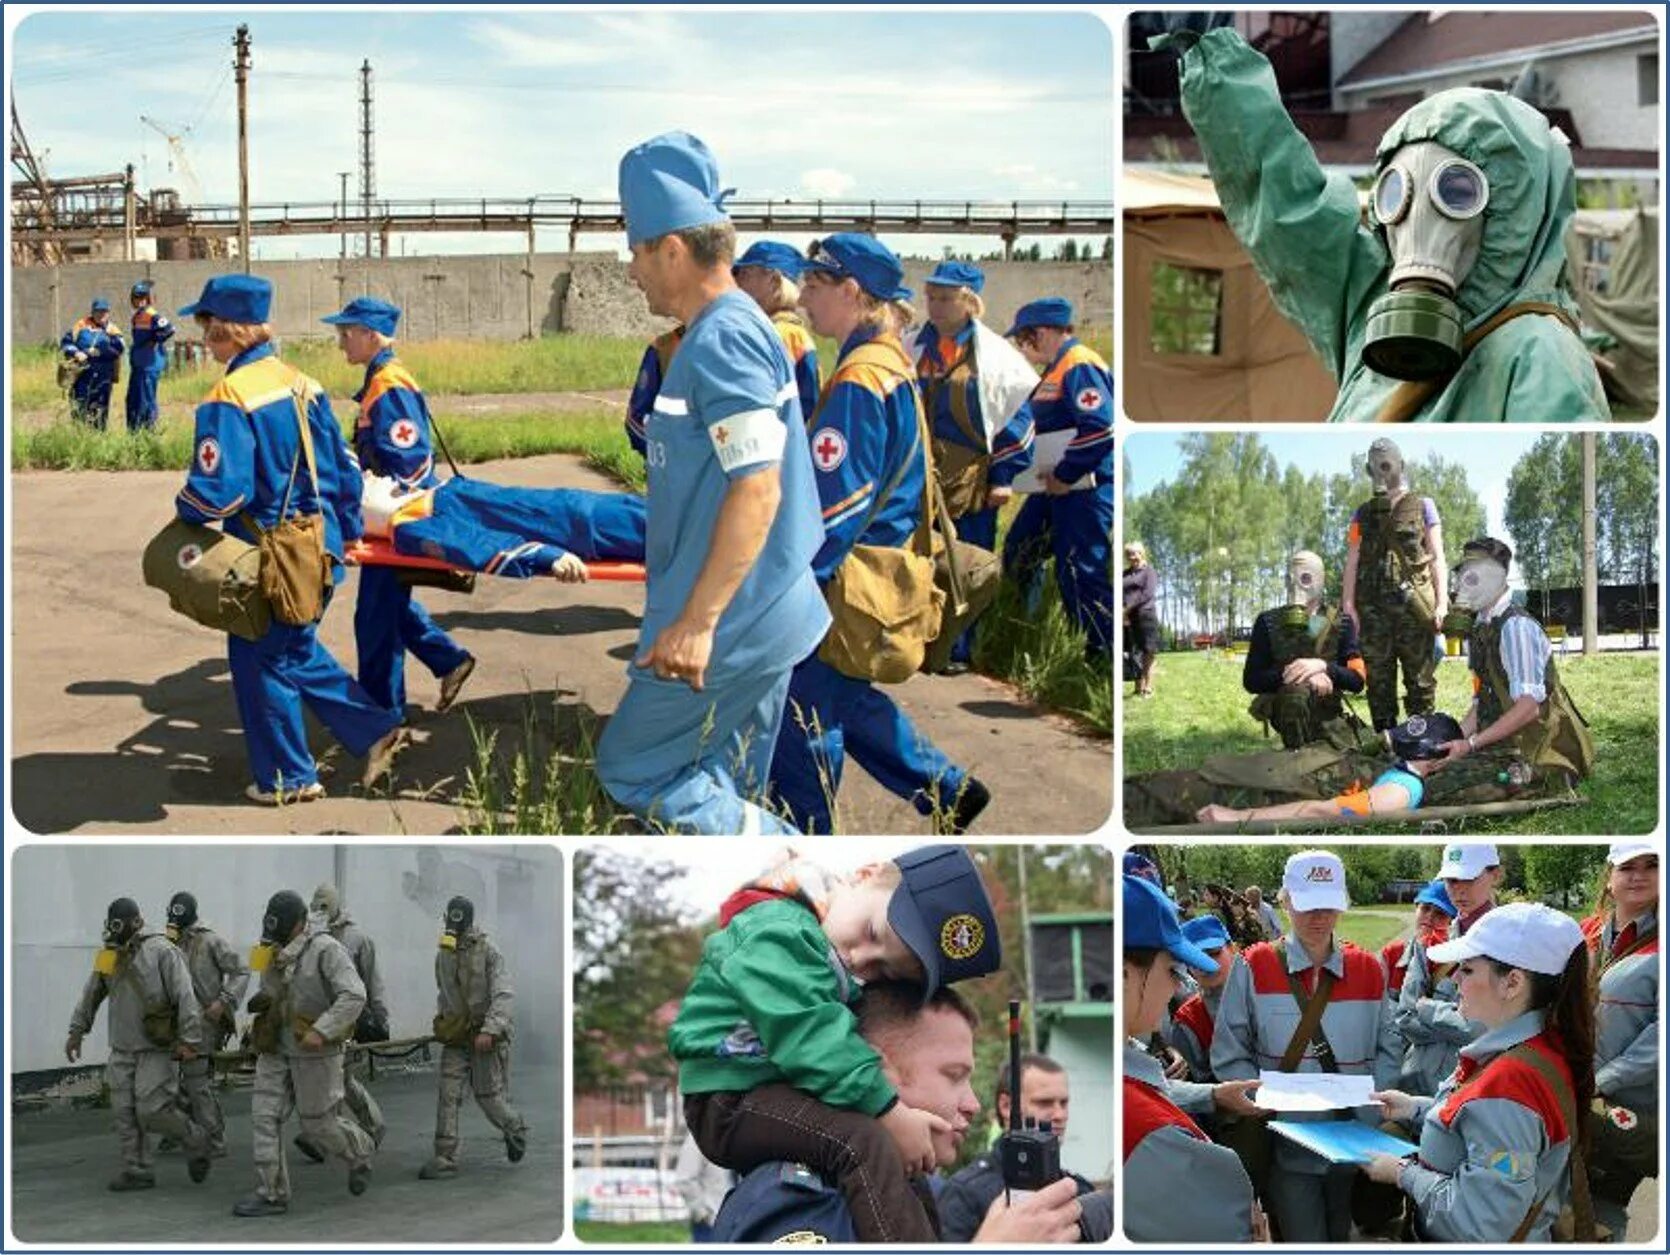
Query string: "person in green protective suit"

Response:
xmin=1154 ymin=26 xmax=1609 ymax=422
xmin=1125 ymin=538 xmax=1593 ymax=828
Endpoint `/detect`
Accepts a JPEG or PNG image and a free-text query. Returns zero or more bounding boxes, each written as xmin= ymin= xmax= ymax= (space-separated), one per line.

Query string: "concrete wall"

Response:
xmin=12 ymin=253 xmax=1113 ymax=347
xmin=10 ymin=844 xmax=562 ymax=1075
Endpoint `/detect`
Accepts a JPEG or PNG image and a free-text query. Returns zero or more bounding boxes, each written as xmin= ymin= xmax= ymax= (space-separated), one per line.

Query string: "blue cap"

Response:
xmin=924 ymin=260 xmax=985 ymax=293
xmin=887 ymin=845 xmax=1001 ymax=999
xmin=177 ymin=274 xmax=272 ymax=324
xmin=1006 ymin=297 xmax=1075 ymax=337
xmin=1181 ymin=914 xmax=1233 ymax=953
xmin=803 ymin=233 xmax=912 ymax=302
xmin=90 ymin=298 xmax=111 ymax=313
xmin=618 ymin=131 xmax=734 ymax=248
xmin=1413 ymin=879 xmax=1459 ymax=919
xmin=130 ymin=281 xmax=153 ymax=298
xmin=1125 ymin=875 xmax=1218 ymax=973
xmin=321 ymin=296 xmax=401 ymax=337
xmin=733 ymin=240 xmax=806 ymax=278
xmin=1123 ymin=851 xmax=1162 ymax=884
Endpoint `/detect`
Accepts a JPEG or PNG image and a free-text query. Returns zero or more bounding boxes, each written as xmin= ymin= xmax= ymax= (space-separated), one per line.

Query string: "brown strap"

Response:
xmin=1590 ymin=920 xmax=1656 ymax=1002
xmin=1276 ymin=940 xmax=1339 ymax=1073
xmin=1423 ymin=960 xmax=1455 ymax=999
xmin=1501 ymin=1043 xmax=1595 ymax=1243
xmin=923 ymin=338 xmax=988 ymax=452
xmin=1373 ymin=302 xmax=1582 ymax=424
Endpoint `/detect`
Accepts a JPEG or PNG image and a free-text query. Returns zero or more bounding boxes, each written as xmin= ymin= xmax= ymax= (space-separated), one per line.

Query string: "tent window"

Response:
xmin=1639 ymin=54 xmax=1660 ymax=107
xmin=1580 ymin=235 xmax=1615 ymax=296
xmin=1150 ymin=262 xmax=1224 ymax=356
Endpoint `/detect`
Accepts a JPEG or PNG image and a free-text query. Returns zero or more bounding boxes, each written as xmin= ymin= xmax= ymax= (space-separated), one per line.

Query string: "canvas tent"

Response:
xmin=1123 ymin=168 xmax=1338 ymax=421
xmin=1566 ymin=206 xmax=1660 ymax=415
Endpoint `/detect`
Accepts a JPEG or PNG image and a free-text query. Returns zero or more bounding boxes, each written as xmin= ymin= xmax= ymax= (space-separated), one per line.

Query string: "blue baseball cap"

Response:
xmin=887 ymin=845 xmax=1001 ymax=999
xmin=733 ymin=240 xmax=806 ymax=279
xmin=178 ymin=274 xmax=272 ymax=324
xmin=1413 ymin=879 xmax=1459 ymax=919
xmin=618 ymin=131 xmax=734 ymax=248
xmin=1125 ymin=875 xmax=1218 ymax=973
xmin=130 ymin=281 xmax=153 ymax=298
xmin=321 ymin=296 xmax=401 ymax=337
xmin=1181 ymin=914 xmax=1233 ymax=953
xmin=924 ymin=260 xmax=985 ymax=293
xmin=90 ymin=297 xmax=111 ymax=313
xmin=1006 ymin=297 xmax=1075 ymax=337
xmin=803 ymin=233 xmax=912 ymax=302
xmin=1123 ymin=851 xmax=1162 ymax=884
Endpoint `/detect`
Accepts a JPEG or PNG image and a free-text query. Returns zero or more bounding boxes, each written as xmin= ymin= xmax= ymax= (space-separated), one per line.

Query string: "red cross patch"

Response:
xmin=1076 ymin=387 xmax=1104 ymax=412
xmin=812 ymin=427 xmax=847 ymax=472
xmin=390 ymin=420 xmax=420 ymax=449
xmin=176 ymin=543 xmax=203 ymax=570
xmin=196 ymin=436 xmax=221 ymax=474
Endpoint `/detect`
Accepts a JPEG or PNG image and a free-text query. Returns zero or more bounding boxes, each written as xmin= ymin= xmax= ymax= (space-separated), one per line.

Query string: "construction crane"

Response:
xmin=139 ymin=114 xmax=206 ymax=205
xmin=10 ymin=103 xmax=63 ymax=264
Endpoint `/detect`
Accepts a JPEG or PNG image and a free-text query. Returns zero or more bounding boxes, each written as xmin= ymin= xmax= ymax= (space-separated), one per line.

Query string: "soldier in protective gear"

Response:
xmin=164 ymin=891 xmax=248 ymax=1158
xmin=419 ymin=896 xmax=527 ymax=1178
xmin=1244 ymin=549 xmax=1369 ymax=749
xmin=233 ymin=890 xmax=375 ymax=1216
xmin=65 ymin=897 xmax=214 ymax=1191
xmin=1342 ymin=440 xmax=1447 ymax=731
xmin=292 ymin=883 xmax=388 ymax=1160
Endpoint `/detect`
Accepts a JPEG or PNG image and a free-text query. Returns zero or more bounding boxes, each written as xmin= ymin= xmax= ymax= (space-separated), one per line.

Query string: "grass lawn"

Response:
xmin=1123 ymin=648 xmax=1660 ymax=834
xmin=1335 ymin=906 xmax=1410 ymax=953
xmin=573 ymin=1220 xmax=693 ymax=1244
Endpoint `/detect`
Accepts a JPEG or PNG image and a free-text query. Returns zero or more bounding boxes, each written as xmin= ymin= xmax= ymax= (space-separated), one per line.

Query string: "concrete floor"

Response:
xmin=10 ymin=1064 xmax=563 ymax=1243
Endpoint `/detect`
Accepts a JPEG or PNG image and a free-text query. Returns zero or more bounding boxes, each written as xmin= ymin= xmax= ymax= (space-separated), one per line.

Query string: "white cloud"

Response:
xmin=799 ymin=168 xmax=856 ymax=198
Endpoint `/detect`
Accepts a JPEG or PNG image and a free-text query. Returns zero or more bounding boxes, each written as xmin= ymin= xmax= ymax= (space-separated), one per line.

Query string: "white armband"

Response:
xmin=708 ymin=407 xmax=786 ymax=473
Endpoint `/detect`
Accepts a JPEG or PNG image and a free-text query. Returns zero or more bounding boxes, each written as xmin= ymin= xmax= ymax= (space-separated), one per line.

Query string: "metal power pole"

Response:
xmin=359 ymin=60 xmax=376 ymax=260
xmin=338 ymin=171 xmax=350 ymax=260
xmin=1015 ymin=848 xmax=1037 ymax=1052
xmin=234 ymin=24 xmax=252 ymax=271
xmin=1582 ymin=433 xmax=1598 ymax=656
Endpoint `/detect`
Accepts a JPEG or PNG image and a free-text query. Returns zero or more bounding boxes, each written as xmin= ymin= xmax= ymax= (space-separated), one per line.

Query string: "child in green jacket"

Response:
xmin=670 ymin=844 xmax=1001 ymax=1243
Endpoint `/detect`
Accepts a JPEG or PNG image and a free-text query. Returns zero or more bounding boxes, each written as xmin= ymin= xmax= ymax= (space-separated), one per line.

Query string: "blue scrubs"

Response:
xmin=389 ymin=479 xmax=646 ymax=575
xmin=125 ymin=304 xmax=174 ymax=431
xmin=595 ymin=290 xmax=828 ymax=834
xmin=350 ymin=349 xmax=470 ymax=715
xmin=999 ymin=337 xmax=1115 ymax=655
xmin=61 ymin=317 xmax=125 ymax=429
xmin=176 ymin=343 xmax=399 ymax=792
xmin=769 ymin=326 xmax=968 ymax=834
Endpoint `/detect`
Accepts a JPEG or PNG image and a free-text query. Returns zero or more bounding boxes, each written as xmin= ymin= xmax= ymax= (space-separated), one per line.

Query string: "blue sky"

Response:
xmin=10 ymin=8 xmax=1114 ymax=260
xmin=1120 ymin=429 xmax=1575 ymax=543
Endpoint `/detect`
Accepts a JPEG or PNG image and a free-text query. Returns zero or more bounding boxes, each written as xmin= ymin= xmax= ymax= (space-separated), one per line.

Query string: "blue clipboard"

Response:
xmin=1270 ymin=1120 xmax=1419 ymax=1165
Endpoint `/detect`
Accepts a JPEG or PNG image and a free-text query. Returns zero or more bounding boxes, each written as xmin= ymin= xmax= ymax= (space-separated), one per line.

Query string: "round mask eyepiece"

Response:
xmin=1372 ymin=164 xmax=1412 ymax=226
xmin=1429 ymin=158 xmax=1488 ymax=221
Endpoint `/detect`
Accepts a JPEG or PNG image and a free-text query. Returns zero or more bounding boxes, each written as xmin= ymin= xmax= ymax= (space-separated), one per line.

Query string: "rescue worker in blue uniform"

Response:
xmin=732 ymin=240 xmax=821 ymax=421
xmin=912 ymin=261 xmax=1037 ymax=672
xmin=768 ymin=234 xmax=991 ymax=835
xmin=596 ymin=132 xmax=829 ymax=835
xmin=626 ymin=325 xmax=685 ymax=458
xmin=173 ymin=275 xmax=406 ymax=804
xmin=1004 ymin=299 xmax=1114 ymax=658
xmin=322 ymin=297 xmax=476 ymax=719
xmin=125 ymin=281 xmax=174 ymax=432
xmin=61 ymin=297 xmax=125 ymax=428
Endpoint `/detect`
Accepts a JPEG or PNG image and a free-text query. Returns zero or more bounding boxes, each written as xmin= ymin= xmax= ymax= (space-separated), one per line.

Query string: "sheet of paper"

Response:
xmin=1254 ymin=1070 xmax=1377 ymax=1112
xmin=1269 ymin=1120 xmax=1420 ymax=1165
xmin=1012 ymin=430 xmax=1095 ymax=494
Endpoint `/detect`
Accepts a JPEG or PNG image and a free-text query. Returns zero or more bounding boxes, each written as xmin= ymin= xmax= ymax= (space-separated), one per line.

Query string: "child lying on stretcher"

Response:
xmin=363 ymin=473 xmax=647 ymax=581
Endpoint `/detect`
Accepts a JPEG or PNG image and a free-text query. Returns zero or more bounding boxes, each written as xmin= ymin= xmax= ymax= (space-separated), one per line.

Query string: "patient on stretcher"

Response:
xmin=362 ymin=474 xmax=647 ymax=582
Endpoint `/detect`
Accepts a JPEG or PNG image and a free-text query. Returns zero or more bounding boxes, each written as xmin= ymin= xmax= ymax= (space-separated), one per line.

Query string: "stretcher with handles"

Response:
xmin=344 ymin=536 xmax=646 ymax=582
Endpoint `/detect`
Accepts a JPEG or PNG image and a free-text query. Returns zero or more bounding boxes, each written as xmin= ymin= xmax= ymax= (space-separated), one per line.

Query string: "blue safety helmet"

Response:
xmin=886 ymin=845 xmax=1001 ymax=999
xmin=130 ymin=280 xmax=153 ymax=299
xmin=90 ymin=297 xmax=111 ymax=313
xmin=178 ymin=274 xmax=272 ymax=324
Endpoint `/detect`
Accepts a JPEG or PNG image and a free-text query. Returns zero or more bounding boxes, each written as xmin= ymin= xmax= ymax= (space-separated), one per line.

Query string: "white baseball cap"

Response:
xmin=1438 ymin=843 xmax=1500 ymax=882
xmin=1426 ymin=902 xmax=1584 ymax=976
xmin=1283 ymin=851 xmax=1349 ymax=913
xmin=1607 ymin=842 xmax=1657 ymax=866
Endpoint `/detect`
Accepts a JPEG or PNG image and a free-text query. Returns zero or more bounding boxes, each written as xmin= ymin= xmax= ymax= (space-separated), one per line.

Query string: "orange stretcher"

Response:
xmin=344 ymin=537 xmax=646 ymax=582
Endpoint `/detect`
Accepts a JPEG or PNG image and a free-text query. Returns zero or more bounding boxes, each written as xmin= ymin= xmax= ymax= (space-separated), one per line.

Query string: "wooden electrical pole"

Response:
xmin=234 ymin=24 xmax=252 ymax=271
xmin=1582 ymin=433 xmax=1598 ymax=656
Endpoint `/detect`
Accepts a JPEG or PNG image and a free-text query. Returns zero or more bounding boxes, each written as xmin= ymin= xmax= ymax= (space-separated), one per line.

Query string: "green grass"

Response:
xmin=1335 ymin=905 xmax=1411 ymax=953
xmin=1124 ymin=648 xmax=1659 ymax=834
xmin=456 ymin=695 xmax=632 ymax=836
xmin=574 ymin=1221 xmax=693 ymax=1244
xmin=976 ymin=575 xmax=1112 ymax=736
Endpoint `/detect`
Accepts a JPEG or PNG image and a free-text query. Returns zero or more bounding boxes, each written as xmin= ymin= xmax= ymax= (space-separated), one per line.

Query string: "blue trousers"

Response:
xmin=353 ymin=566 xmax=471 ymax=715
xmin=125 ymin=366 xmax=164 ymax=432
xmin=227 ymin=611 xmax=402 ymax=792
xmin=768 ymin=655 xmax=967 ymax=835
xmin=596 ymin=664 xmax=797 ymax=835
xmin=1002 ymin=481 xmax=1114 ymax=655
xmin=71 ymin=367 xmax=116 ymax=429
xmin=949 ymin=507 xmax=999 ymax=664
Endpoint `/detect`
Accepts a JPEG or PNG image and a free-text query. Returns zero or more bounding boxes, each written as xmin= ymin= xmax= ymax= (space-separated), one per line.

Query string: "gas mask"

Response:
xmin=1287 ymin=550 xmax=1325 ymax=607
xmin=166 ymin=891 xmax=198 ymax=941
xmin=441 ymin=895 xmax=474 ymax=950
xmin=1363 ymin=141 xmax=1489 ymax=380
xmin=97 ymin=898 xmax=143 ymax=973
xmin=1452 ymin=557 xmax=1508 ymax=613
xmin=1366 ymin=439 xmax=1405 ymax=496
xmin=311 ymin=883 xmax=341 ymax=923
xmin=252 ymin=889 xmax=307 ymax=971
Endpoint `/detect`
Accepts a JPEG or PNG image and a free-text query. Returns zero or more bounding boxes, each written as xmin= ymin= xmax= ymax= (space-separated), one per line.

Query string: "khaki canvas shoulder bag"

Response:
xmin=243 ymin=379 xmax=332 ymax=626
